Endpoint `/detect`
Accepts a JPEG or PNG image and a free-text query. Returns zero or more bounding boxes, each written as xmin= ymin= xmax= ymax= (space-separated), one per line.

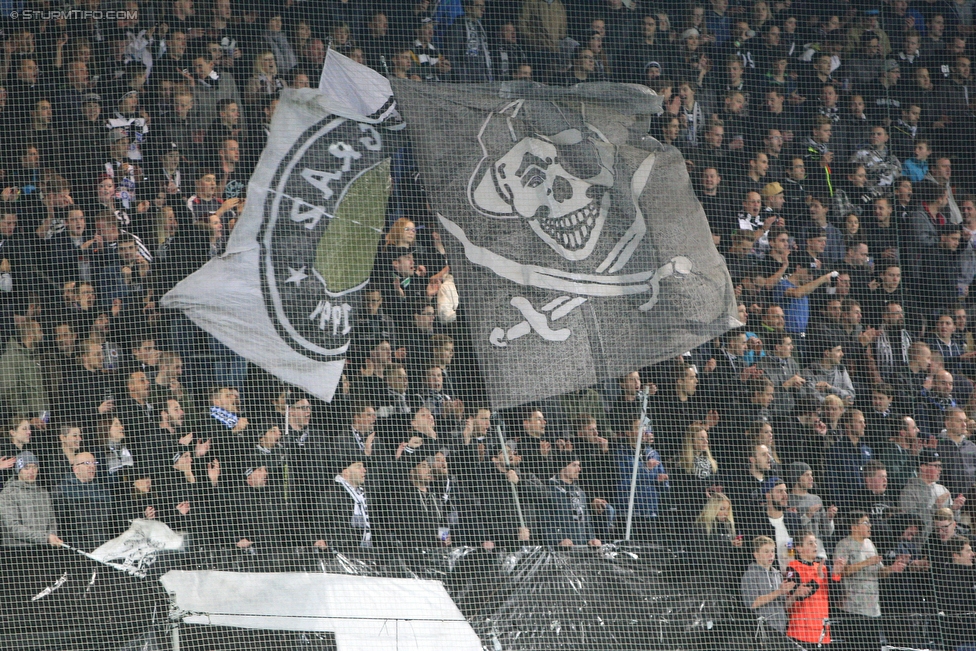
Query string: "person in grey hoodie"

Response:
xmin=741 ymin=534 xmax=804 ymax=650
xmin=0 ymin=452 xmax=62 ymax=547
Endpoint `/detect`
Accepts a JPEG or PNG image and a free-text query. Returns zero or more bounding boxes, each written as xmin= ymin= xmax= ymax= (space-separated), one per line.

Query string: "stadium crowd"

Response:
xmin=0 ymin=0 xmax=975 ymax=649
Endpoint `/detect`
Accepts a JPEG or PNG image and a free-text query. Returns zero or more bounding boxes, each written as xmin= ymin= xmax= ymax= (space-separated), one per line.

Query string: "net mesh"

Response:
xmin=0 ymin=2 xmax=973 ymax=651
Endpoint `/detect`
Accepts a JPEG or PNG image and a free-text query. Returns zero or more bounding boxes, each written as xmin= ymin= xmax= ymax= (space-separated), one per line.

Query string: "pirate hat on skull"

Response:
xmin=468 ymin=99 xmax=620 ymax=263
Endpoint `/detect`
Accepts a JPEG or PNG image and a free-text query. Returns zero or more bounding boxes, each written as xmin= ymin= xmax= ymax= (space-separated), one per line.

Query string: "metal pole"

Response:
xmin=624 ymin=389 xmax=650 ymax=541
xmin=495 ymin=424 xmax=527 ymax=529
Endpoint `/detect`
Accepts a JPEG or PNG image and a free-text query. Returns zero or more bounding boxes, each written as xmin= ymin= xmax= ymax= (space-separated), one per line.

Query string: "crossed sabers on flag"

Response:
xmin=489 ymin=256 xmax=692 ymax=347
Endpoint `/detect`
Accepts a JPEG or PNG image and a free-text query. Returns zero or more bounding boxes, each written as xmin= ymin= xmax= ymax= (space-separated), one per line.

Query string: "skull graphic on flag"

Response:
xmin=438 ymin=98 xmax=694 ymax=347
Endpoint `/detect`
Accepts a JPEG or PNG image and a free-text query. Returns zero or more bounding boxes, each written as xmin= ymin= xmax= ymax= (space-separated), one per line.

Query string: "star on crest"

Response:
xmin=285 ymin=266 xmax=308 ymax=285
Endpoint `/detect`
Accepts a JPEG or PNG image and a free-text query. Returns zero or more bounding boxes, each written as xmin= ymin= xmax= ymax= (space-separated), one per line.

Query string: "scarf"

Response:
xmin=210 ymin=405 xmax=239 ymax=429
xmin=335 ymin=475 xmax=371 ymax=547
xmin=105 ymin=443 xmax=134 ymax=475
xmin=351 ymin=428 xmax=365 ymax=452
xmin=875 ymin=327 xmax=911 ymax=368
xmin=693 ymin=452 xmax=713 ymax=480
xmin=463 ymin=17 xmax=492 ymax=80
xmin=683 ymin=101 xmax=704 ymax=146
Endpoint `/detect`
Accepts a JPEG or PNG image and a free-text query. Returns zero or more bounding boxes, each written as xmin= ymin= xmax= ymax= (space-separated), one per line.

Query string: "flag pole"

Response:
xmin=623 ymin=389 xmax=649 ymax=541
xmin=496 ymin=424 xmax=527 ymax=530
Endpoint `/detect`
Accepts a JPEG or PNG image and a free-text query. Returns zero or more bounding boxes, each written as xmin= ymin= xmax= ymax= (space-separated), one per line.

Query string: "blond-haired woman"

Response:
xmin=673 ymin=423 xmax=722 ymax=523
xmin=245 ymin=51 xmax=285 ymax=106
xmin=693 ymin=492 xmax=747 ymax=592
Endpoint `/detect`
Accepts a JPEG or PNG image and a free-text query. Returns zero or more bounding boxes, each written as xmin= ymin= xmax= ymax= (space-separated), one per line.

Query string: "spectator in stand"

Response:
xmin=741 ymin=535 xmax=795 ymax=645
xmin=43 ymin=424 xmax=82 ymax=489
xmin=231 ymin=463 xmax=286 ymax=551
xmin=542 ymin=455 xmax=607 ymax=548
xmin=492 ymin=23 xmax=527 ymax=82
xmin=518 ymin=407 xmax=556 ymax=481
xmin=854 ymin=460 xmax=900 ymax=526
xmin=516 ymin=0 xmax=567 ymax=78
xmin=742 ymin=477 xmax=801 ymax=572
xmin=571 ymin=414 xmax=614 ymax=505
xmin=917 ymin=369 xmax=960 ymax=440
xmin=937 ymin=407 xmax=976 ymax=497
xmin=94 ymin=416 xmax=135 ymax=495
xmin=850 ymin=126 xmax=902 ymax=192
xmin=672 ymin=423 xmax=722 ymax=522
xmin=1 ymin=416 xmax=34 ymax=484
xmin=802 ymin=340 xmax=856 ymax=406
xmin=900 ymin=450 xmax=965 ymax=543
xmin=310 ymin=459 xmax=374 ymax=552
xmin=726 ymin=440 xmax=772 ymax=511
xmin=876 ymin=416 xmax=921 ymax=494
xmin=934 ymin=535 xmax=976 ymax=650
xmin=785 ymin=530 xmax=840 ymax=648
xmin=0 ymin=452 xmax=61 ymax=548
xmin=863 ymin=384 xmax=898 ymax=448
xmin=833 ymin=511 xmax=907 ymax=651
xmin=0 ymin=318 xmax=49 ymax=420
xmin=53 ymin=451 xmax=114 ymax=551
xmin=692 ymin=492 xmax=746 ymax=593
xmin=443 ymin=0 xmax=493 ymax=83
xmin=614 ymin=417 xmax=668 ymax=540
xmin=925 ymin=507 xmax=962 ymax=572
xmin=788 ymin=462 xmax=837 ymax=548
xmin=188 ymin=53 xmax=242 ymax=132
xmin=805 ymin=196 xmax=845 ymax=265
xmin=825 ymin=409 xmax=874 ymax=508
xmin=330 ymin=400 xmax=378 ymax=475
xmin=772 ymin=267 xmax=838 ymax=342
xmin=204 ymin=385 xmax=250 ymax=473
xmin=651 ymin=362 xmax=713 ymax=458
xmin=473 ymin=441 xmax=538 ymax=548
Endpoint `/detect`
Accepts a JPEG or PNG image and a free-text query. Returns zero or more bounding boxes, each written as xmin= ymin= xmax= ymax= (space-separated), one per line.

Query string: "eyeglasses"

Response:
xmin=73 ymin=460 xmax=98 ymax=466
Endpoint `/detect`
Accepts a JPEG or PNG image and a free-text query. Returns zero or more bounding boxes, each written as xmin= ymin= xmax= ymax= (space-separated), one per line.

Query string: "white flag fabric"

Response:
xmin=162 ymin=52 xmax=400 ymax=402
xmin=160 ymin=570 xmax=483 ymax=650
xmin=88 ymin=519 xmax=186 ymax=576
xmin=318 ymin=48 xmax=400 ymax=124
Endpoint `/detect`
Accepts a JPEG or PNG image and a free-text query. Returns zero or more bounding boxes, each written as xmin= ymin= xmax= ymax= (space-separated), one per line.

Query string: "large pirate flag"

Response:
xmin=393 ymin=81 xmax=738 ymax=410
xmin=162 ymin=51 xmax=401 ymax=401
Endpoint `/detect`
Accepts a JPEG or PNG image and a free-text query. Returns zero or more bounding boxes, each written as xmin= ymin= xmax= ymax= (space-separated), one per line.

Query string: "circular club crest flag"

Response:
xmin=161 ymin=55 xmax=403 ymax=402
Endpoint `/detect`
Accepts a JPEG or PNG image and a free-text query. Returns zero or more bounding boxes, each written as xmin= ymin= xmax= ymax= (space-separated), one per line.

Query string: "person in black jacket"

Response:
xmin=741 ymin=477 xmax=803 ymax=573
xmin=389 ymin=456 xmax=451 ymax=548
xmin=230 ymin=464 xmax=286 ymax=551
xmin=61 ymin=339 xmax=118 ymax=432
xmin=518 ymin=407 xmax=556 ymax=481
xmin=572 ymin=414 xmax=615 ymax=507
xmin=476 ymin=442 xmax=541 ymax=549
xmin=934 ymin=535 xmax=976 ymax=650
xmin=53 ymin=451 xmax=115 ymax=551
xmin=310 ymin=459 xmax=374 ymax=553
